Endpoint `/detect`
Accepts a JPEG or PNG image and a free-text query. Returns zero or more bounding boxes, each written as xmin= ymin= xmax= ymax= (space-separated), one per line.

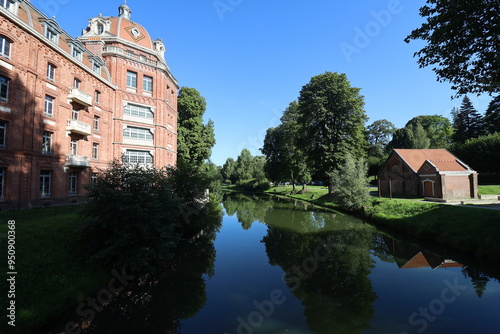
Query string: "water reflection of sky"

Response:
xmin=181 ymin=197 xmax=500 ymax=334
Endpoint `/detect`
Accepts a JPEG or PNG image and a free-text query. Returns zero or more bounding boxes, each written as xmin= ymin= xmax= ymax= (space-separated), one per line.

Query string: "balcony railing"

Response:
xmin=102 ymin=46 xmax=171 ymax=72
xmin=68 ymin=88 xmax=92 ymax=107
xmin=65 ymin=155 xmax=90 ymax=168
xmin=67 ymin=119 xmax=92 ymax=136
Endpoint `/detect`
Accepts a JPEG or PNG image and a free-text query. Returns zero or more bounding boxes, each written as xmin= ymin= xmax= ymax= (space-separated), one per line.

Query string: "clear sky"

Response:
xmin=32 ymin=0 xmax=494 ymax=166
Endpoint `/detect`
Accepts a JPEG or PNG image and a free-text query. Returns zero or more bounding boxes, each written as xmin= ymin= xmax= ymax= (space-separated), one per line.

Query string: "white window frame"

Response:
xmin=44 ymin=95 xmax=54 ymax=116
xmin=126 ymin=71 xmax=137 ymax=88
xmin=68 ymin=172 xmax=78 ymax=194
xmin=123 ymin=127 xmax=153 ymax=141
xmin=93 ymin=115 xmax=100 ymax=132
xmin=42 ymin=131 xmax=52 ymax=154
xmin=47 ymin=63 xmax=56 ymax=81
xmin=0 ymin=75 xmax=9 ymax=102
xmin=73 ymin=78 xmax=81 ymax=88
xmin=0 ymin=120 xmax=6 ymax=148
xmin=143 ymin=75 xmax=153 ymax=93
xmin=40 ymin=170 xmax=52 ymax=197
xmin=124 ymin=103 xmax=154 ymax=119
xmin=92 ymin=143 xmax=99 ymax=161
xmin=0 ymin=35 xmax=11 ymax=58
xmin=72 ymin=108 xmax=79 ymax=120
xmin=91 ymin=173 xmax=98 ymax=186
xmin=94 ymin=90 xmax=101 ymax=104
xmin=70 ymin=139 xmax=78 ymax=155
xmin=122 ymin=150 xmax=153 ymax=164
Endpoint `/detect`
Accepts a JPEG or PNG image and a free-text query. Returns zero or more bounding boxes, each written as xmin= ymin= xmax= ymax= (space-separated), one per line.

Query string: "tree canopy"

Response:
xmin=452 ymin=96 xmax=485 ymax=143
xmin=405 ymin=0 xmax=500 ymax=95
xmin=297 ymin=72 xmax=368 ymax=187
xmin=177 ymin=87 xmax=215 ymax=168
xmin=484 ymin=95 xmax=500 ymax=134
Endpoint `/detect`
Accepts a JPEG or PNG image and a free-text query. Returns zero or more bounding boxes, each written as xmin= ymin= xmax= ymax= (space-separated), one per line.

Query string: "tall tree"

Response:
xmin=297 ymin=72 xmax=368 ymax=192
xmin=484 ymin=95 xmax=500 ymax=134
xmin=177 ymin=87 xmax=215 ymax=168
xmin=221 ymin=157 xmax=237 ymax=184
xmin=262 ymin=101 xmax=311 ymax=190
xmin=405 ymin=115 xmax=454 ymax=148
xmin=452 ymin=96 xmax=485 ymax=143
xmin=405 ymin=0 xmax=500 ymax=95
xmin=387 ymin=121 xmax=431 ymax=150
xmin=366 ymin=119 xmax=396 ymax=157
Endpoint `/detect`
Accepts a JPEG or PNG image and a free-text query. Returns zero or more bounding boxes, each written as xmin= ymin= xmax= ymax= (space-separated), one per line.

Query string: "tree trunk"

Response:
xmin=292 ymin=183 xmax=296 ymax=192
xmin=328 ymin=184 xmax=334 ymax=194
xmin=301 ymin=184 xmax=306 ymax=191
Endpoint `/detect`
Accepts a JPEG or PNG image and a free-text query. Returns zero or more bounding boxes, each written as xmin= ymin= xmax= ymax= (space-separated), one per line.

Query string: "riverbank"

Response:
xmin=0 ymin=210 xmax=109 ymax=333
xmin=223 ymin=185 xmax=500 ymax=264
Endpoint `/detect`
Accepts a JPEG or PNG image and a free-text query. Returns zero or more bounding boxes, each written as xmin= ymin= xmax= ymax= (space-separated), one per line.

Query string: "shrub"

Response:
xmin=79 ymin=162 xmax=182 ymax=274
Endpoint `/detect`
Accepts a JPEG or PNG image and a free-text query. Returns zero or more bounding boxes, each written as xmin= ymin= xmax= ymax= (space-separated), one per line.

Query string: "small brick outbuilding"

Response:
xmin=378 ymin=149 xmax=478 ymax=199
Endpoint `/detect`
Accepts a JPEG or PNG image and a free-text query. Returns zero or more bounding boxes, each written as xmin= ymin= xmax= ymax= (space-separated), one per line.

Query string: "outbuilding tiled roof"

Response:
xmin=394 ymin=149 xmax=472 ymax=173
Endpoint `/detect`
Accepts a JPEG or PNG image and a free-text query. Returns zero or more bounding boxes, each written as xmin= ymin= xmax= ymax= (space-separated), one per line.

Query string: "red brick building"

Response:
xmin=0 ymin=2 xmax=178 ymax=209
xmin=378 ymin=149 xmax=478 ymax=199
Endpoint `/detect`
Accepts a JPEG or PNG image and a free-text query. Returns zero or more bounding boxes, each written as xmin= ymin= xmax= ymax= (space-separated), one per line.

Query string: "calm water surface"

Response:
xmin=47 ymin=194 xmax=500 ymax=333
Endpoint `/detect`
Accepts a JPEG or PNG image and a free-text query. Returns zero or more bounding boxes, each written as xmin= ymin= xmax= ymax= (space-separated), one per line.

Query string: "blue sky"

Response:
xmin=32 ymin=0 xmax=494 ymax=166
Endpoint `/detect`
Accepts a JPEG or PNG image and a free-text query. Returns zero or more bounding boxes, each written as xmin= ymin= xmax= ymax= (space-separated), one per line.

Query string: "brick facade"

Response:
xmin=0 ymin=2 xmax=178 ymax=209
xmin=378 ymin=149 xmax=478 ymax=200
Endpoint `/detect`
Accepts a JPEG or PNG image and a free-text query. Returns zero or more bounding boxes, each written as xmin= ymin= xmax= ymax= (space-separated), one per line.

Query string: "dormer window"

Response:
xmin=41 ymin=18 xmax=62 ymax=44
xmin=91 ymin=56 xmax=104 ymax=75
xmin=0 ymin=0 xmax=18 ymax=14
xmin=97 ymin=23 xmax=104 ymax=34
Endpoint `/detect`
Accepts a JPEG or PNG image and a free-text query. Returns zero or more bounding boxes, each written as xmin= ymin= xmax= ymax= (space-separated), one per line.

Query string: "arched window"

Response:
xmin=391 ymin=165 xmax=400 ymax=174
xmin=97 ymin=23 xmax=104 ymax=34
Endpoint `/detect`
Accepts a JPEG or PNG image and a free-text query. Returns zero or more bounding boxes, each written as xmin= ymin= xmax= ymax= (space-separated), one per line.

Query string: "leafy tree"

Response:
xmin=366 ymin=119 xmax=396 ymax=157
xmin=405 ymin=115 xmax=454 ymax=148
xmin=452 ymin=96 xmax=485 ymax=143
xmin=234 ymin=149 xmax=254 ymax=181
xmin=484 ymin=95 xmax=500 ymax=134
xmin=451 ymin=132 xmax=500 ymax=174
xmin=79 ymin=162 xmax=182 ymax=273
xmin=329 ymin=154 xmax=371 ymax=212
xmin=297 ymin=72 xmax=368 ymax=192
xmin=388 ymin=122 xmax=431 ymax=150
xmin=177 ymin=87 xmax=215 ymax=168
xmin=262 ymin=101 xmax=311 ymax=190
xmin=221 ymin=157 xmax=237 ymax=184
xmin=231 ymin=149 xmax=270 ymax=191
xmin=405 ymin=0 xmax=500 ymax=95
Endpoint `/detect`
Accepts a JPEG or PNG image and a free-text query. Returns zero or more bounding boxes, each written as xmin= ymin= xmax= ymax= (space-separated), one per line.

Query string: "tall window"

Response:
xmin=91 ymin=173 xmax=98 ymax=186
xmin=126 ymin=71 xmax=137 ymax=88
xmin=40 ymin=170 xmax=52 ymax=197
xmin=0 ymin=75 xmax=8 ymax=102
xmin=92 ymin=143 xmax=99 ymax=161
xmin=97 ymin=23 xmax=104 ymax=34
xmin=94 ymin=90 xmax=101 ymax=104
xmin=123 ymin=127 xmax=153 ymax=140
xmin=72 ymin=47 xmax=82 ymax=61
xmin=0 ymin=0 xmax=12 ymax=9
xmin=45 ymin=27 xmax=58 ymax=43
xmin=70 ymin=139 xmax=78 ymax=155
xmin=44 ymin=95 xmax=54 ymax=116
xmin=93 ymin=116 xmax=100 ymax=132
xmin=143 ymin=76 xmax=153 ymax=93
xmin=47 ymin=63 xmax=56 ymax=81
xmin=42 ymin=131 xmax=52 ymax=154
xmin=0 ymin=167 xmax=4 ymax=199
xmin=73 ymin=78 xmax=81 ymax=88
xmin=93 ymin=62 xmax=101 ymax=75
xmin=122 ymin=150 xmax=153 ymax=164
xmin=44 ymin=95 xmax=54 ymax=117
xmin=0 ymin=35 xmax=11 ymax=58
xmin=124 ymin=104 xmax=154 ymax=119
xmin=72 ymin=108 xmax=79 ymax=120
xmin=0 ymin=120 xmax=6 ymax=148
xmin=68 ymin=172 xmax=78 ymax=194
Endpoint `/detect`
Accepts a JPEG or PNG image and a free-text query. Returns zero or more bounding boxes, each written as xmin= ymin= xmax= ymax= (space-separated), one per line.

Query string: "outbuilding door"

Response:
xmin=423 ymin=181 xmax=434 ymax=197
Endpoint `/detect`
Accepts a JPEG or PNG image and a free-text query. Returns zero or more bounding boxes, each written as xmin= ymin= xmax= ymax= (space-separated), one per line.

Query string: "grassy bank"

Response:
xmin=252 ymin=184 xmax=500 ymax=263
xmin=0 ymin=210 xmax=109 ymax=333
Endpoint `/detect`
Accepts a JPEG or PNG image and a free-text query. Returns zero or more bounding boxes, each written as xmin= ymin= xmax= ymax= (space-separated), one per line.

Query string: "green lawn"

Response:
xmin=478 ymin=185 xmax=500 ymax=195
xmin=0 ymin=210 xmax=109 ymax=333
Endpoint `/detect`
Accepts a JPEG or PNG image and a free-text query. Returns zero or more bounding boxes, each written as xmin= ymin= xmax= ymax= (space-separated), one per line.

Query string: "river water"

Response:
xmin=46 ymin=194 xmax=500 ymax=333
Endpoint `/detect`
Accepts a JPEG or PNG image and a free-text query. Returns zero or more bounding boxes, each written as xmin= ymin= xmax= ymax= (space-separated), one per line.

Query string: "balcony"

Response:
xmin=67 ymin=119 xmax=92 ymax=136
xmin=68 ymin=88 xmax=92 ymax=107
xmin=65 ymin=155 xmax=90 ymax=168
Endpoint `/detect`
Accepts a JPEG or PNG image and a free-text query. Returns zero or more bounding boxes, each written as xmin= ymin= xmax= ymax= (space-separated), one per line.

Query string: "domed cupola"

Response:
xmin=118 ymin=2 xmax=132 ymax=20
